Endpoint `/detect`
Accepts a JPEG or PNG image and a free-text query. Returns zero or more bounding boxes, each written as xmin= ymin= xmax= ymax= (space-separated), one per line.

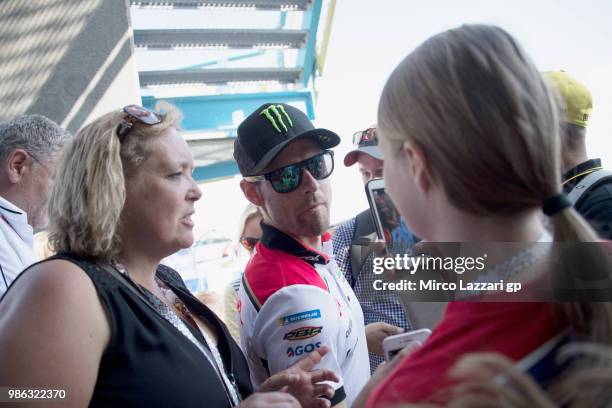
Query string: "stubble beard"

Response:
xmin=295 ymin=205 xmax=330 ymax=237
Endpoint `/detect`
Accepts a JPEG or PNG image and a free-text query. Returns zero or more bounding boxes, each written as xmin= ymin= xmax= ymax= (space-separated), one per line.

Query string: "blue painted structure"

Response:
xmin=298 ymin=0 xmax=323 ymax=86
xmin=138 ymin=0 xmax=325 ymax=182
xmin=142 ymin=90 xmax=314 ymax=132
xmin=193 ymin=159 xmax=239 ymax=182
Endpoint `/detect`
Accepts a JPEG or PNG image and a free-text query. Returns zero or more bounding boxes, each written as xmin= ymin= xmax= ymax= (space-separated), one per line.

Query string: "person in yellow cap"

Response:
xmin=544 ymin=70 xmax=612 ymax=239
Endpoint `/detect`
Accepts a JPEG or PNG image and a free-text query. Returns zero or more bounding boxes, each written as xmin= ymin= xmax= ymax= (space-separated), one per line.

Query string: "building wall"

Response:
xmin=0 ymin=0 xmax=140 ymax=134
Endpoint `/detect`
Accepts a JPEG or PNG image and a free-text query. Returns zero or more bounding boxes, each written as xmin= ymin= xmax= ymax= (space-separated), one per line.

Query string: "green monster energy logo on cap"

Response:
xmin=260 ymin=105 xmax=293 ymax=133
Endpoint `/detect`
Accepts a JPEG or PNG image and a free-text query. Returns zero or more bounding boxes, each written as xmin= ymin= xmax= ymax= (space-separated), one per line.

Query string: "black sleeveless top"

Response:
xmin=44 ymin=253 xmax=253 ymax=407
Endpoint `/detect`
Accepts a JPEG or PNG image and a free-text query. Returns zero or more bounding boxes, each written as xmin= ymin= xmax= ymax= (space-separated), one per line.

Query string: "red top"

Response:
xmin=366 ymin=302 xmax=566 ymax=407
xmin=242 ymin=224 xmax=332 ymax=308
xmin=243 ymin=243 xmax=328 ymax=307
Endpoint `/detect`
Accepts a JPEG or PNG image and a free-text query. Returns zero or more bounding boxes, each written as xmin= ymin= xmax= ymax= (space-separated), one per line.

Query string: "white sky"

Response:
xmin=137 ymin=0 xmax=612 ymax=242
xmin=132 ymin=0 xmax=612 ymax=245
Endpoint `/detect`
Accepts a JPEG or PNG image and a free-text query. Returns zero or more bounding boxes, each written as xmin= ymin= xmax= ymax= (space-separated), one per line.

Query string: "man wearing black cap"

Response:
xmin=235 ymin=103 xmax=370 ymax=408
xmin=332 ymin=126 xmax=414 ymax=373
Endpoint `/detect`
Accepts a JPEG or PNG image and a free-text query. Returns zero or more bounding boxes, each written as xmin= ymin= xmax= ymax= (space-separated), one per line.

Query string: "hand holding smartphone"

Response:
xmin=383 ymin=328 xmax=431 ymax=362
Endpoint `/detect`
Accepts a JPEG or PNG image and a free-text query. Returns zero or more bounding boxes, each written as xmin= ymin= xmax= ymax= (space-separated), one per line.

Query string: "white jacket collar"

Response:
xmin=0 ymin=195 xmax=33 ymax=245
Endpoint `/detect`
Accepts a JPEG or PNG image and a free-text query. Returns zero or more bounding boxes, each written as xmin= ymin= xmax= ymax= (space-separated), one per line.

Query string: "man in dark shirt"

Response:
xmin=545 ymin=71 xmax=612 ymax=239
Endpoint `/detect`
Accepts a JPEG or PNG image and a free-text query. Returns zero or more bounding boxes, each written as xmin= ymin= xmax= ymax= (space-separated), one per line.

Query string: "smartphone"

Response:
xmin=383 ymin=328 xmax=432 ymax=362
xmin=497 ymin=330 xmax=572 ymax=386
xmin=365 ymin=178 xmax=415 ymax=247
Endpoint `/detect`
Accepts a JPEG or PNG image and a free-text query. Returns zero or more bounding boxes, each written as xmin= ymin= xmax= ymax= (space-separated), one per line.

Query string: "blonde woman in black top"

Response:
xmin=0 ymin=104 xmax=338 ymax=407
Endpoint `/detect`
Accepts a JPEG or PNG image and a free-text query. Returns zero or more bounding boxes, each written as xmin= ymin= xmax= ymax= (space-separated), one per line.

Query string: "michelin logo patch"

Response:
xmin=277 ymin=309 xmax=321 ymax=326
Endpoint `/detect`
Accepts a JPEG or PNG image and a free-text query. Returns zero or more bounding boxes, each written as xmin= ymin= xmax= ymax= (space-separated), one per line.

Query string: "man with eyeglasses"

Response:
xmin=235 ymin=103 xmax=370 ymax=407
xmin=332 ymin=126 xmax=416 ymax=373
xmin=0 ymin=115 xmax=70 ymax=297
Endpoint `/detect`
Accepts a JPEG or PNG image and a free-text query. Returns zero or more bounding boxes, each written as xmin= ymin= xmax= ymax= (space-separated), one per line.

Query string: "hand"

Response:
xmin=260 ymin=345 xmax=340 ymax=408
xmin=366 ymin=322 xmax=404 ymax=356
xmin=352 ymin=341 xmax=422 ymax=408
xmin=371 ymin=239 xmax=389 ymax=257
xmin=239 ymin=389 xmax=300 ymax=408
xmin=446 ymin=353 xmax=556 ymax=408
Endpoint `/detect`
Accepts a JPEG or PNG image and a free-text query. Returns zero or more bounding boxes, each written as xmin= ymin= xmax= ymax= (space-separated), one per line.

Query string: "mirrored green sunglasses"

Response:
xmin=244 ymin=150 xmax=334 ymax=194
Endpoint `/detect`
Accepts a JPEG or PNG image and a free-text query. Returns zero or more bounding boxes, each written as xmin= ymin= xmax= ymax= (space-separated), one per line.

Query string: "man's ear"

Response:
xmin=240 ymin=179 xmax=265 ymax=207
xmin=5 ymin=149 xmax=30 ymax=184
xmin=402 ymin=141 xmax=431 ymax=193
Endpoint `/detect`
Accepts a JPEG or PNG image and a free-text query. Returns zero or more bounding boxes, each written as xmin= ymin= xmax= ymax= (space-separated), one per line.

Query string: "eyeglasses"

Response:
xmin=116 ymin=104 xmax=162 ymax=143
xmin=352 ymin=127 xmax=377 ymax=146
xmin=28 ymin=152 xmax=48 ymax=170
xmin=243 ymin=150 xmax=335 ymax=194
xmin=26 ymin=151 xmax=53 ymax=176
xmin=240 ymin=236 xmax=259 ymax=251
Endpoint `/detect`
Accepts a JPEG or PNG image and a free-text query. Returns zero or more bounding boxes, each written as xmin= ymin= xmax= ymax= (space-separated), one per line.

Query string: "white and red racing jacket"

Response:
xmin=238 ymin=223 xmax=370 ymax=407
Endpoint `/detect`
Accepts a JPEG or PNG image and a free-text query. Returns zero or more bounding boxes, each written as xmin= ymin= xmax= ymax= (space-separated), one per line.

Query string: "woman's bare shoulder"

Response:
xmin=0 ymin=258 xmax=110 ymax=341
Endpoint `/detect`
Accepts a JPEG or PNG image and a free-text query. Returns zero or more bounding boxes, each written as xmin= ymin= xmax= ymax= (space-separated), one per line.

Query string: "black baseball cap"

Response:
xmin=233 ymin=103 xmax=340 ymax=176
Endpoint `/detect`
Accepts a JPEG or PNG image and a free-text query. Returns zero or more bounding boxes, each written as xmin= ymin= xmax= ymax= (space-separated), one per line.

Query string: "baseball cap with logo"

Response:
xmin=543 ymin=70 xmax=593 ymax=128
xmin=234 ymin=103 xmax=340 ymax=176
xmin=343 ymin=126 xmax=383 ymax=167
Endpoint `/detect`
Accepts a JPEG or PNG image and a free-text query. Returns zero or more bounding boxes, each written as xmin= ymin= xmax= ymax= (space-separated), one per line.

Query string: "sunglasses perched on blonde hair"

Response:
xmin=352 ymin=127 xmax=377 ymax=146
xmin=116 ymin=104 xmax=162 ymax=142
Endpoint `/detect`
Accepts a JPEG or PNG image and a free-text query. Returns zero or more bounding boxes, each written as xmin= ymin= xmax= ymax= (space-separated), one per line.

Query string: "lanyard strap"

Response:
xmin=98 ymin=263 xmax=241 ymax=406
xmin=144 ymin=286 xmax=242 ymax=406
xmin=155 ymin=279 xmax=242 ymax=406
xmin=561 ymin=166 xmax=603 ymax=186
